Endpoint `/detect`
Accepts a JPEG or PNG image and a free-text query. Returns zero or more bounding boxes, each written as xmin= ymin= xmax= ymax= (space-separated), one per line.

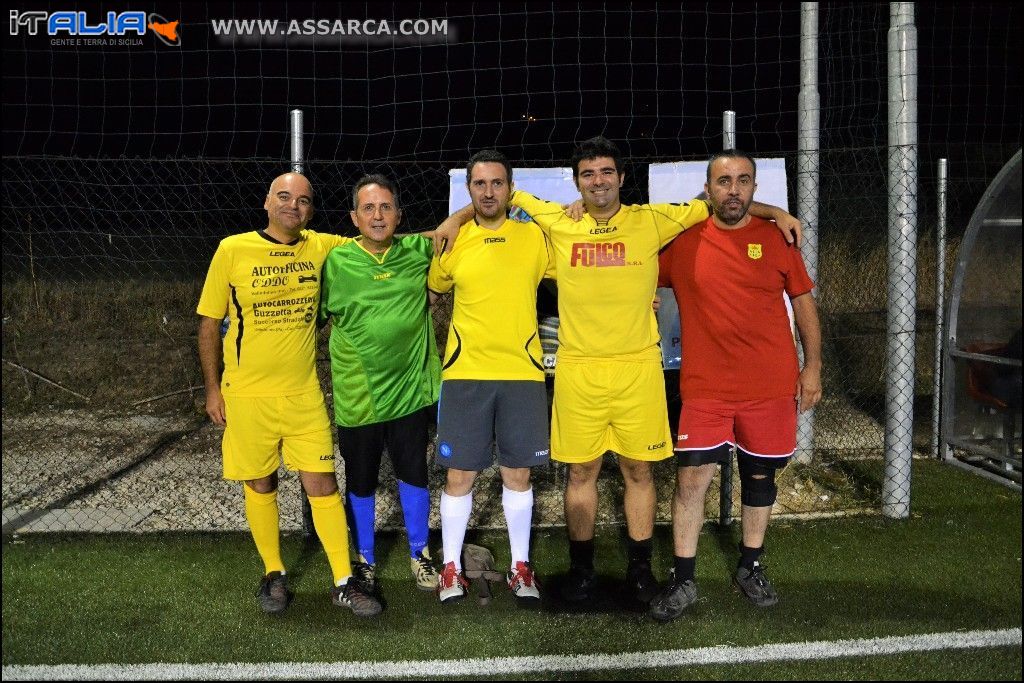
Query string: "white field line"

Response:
xmin=3 ymin=627 xmax=1020 ymax=681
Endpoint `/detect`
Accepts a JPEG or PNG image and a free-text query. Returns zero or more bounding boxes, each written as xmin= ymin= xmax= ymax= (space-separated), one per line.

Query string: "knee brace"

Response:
xmin=738 ymin=460 xmax=778 ymax=508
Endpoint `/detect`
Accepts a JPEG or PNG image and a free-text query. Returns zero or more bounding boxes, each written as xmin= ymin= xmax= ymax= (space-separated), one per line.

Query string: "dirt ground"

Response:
xmin=2 ymin=401 xmax=883 ymax=534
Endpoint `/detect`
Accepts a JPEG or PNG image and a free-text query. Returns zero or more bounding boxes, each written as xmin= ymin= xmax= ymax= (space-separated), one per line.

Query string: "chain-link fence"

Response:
xmin=3 ymin=143 xmax=1014 ymax=534
xmin=2 ymin=3 xmax=1021 ymax=533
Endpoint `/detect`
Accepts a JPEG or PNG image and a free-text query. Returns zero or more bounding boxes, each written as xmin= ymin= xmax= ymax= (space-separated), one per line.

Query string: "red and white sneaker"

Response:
xmin=507 ymin=561 xmax=541 ymax=601
xmin=437 ymin=561 xmax=468 ymax=604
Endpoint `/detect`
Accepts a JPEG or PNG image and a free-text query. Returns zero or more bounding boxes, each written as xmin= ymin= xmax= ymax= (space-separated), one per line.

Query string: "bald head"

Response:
xmin=264 ymin=172 xmax=314 ymax=239
xmin=268 ymin=172 xmax=313 ymax=199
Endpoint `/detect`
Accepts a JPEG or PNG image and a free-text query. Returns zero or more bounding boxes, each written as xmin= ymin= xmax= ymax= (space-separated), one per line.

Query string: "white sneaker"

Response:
xmin=507 ymin=561 xmax=541 ymax=601
xmin=436 ymin=561 xmax=468 ymax=604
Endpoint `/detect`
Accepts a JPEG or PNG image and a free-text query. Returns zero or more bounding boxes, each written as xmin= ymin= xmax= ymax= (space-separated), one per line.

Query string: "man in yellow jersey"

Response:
xmin=197 ymin=172 xmax=381 ymax=617
xmin=435 ymin=137 xmax=800 ymax=605
xmin=427 ymin=150 xmax=554 ymax=604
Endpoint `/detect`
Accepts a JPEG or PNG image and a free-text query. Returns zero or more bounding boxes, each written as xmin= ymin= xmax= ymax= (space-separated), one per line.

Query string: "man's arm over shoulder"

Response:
xmin=432 ymin=204 xmax=476 ymax=254
xmin=647 ymin=200 xmax=712 ymax=248
xmin=510 ymin=190 xmax=567 ymax=233
xmin=305 ymin=229 xmax=350 ymax=252
xmin=748 ymin=202 xmax=802 ymax=246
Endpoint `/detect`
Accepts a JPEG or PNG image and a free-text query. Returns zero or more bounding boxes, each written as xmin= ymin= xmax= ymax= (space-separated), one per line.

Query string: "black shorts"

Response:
xmin=435 ymin=379 xmax=550 ymax=471
xmin=676 ymin=444 xmax=791 ymax=470
xmin=337 ymin=407 xmax=430 ymax=495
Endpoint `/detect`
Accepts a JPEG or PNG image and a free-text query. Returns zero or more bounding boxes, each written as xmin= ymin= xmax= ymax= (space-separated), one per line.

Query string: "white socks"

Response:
xmin=502 ymin=486 xmax=534 ymax=568
xmin=440 ymin=491 xmax=472 ymax=570
xmin=441 ymin=486 xmax=535 ymax=571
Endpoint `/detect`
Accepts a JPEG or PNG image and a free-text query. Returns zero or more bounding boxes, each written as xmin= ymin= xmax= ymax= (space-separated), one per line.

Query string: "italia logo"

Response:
xmin=570 ymin=241 xmax=626 ymax=267
xmin=748 ymin=243 xmax=763 ymax=260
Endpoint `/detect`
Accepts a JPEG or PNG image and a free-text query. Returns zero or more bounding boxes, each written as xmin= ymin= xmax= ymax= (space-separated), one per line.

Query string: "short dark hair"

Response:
xmin=352 ymin=174 xmax=400 ymax=210
xmin=570 ymin=136 xmax=623 ymax=181
xmin=466 ymin=149 xmax=512 ymax=185
xmin=706 ymin=150 xmax=757 ymax=182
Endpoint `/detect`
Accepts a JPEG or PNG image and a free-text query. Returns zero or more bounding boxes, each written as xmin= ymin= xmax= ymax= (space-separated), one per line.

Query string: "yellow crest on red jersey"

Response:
xmin=747 ymin=243 xmax=763 ymax=260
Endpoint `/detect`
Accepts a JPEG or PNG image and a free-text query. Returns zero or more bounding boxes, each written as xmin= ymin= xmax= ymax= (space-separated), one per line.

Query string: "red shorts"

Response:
xmin=674 ymin=396 xmax=797 ymax=459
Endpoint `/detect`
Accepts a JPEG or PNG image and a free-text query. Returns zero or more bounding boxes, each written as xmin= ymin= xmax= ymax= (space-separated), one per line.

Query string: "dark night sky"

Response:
xmin=4 ymin=2 xmax=1020 ymax=162
xmin=2 ymin=2 xmax=1020 ymax=277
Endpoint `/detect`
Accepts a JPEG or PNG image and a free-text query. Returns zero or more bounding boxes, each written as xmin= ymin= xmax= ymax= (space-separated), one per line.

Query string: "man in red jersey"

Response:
xmin=648 ymin=150 xmax=822 ymax=621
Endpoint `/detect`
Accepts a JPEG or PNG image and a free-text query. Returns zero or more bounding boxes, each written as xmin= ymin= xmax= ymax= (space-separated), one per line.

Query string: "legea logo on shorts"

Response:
xmin=438 ymin=442 xmax=453 ymax=458
xmin=319 ymin=454 xmax=334 ymax=461
xmin=647 ymin=441 xmax=666 ymax=450
xmin=534 ymin=449 xmax=549 ymax=458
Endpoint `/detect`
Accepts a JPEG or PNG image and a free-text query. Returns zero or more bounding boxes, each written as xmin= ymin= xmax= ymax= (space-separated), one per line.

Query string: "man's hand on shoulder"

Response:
xmin=774 ymin=210 xmax=803 ymax=247
xmin=563 ymin=199 xmax=586 ymax=222
xmin=433 ymin=203 xmax=475 ymax=254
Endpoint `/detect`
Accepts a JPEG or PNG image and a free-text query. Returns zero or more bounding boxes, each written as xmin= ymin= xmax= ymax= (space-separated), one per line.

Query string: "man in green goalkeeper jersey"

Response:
xmin=319 ymin=174 xmax=441 ymax=601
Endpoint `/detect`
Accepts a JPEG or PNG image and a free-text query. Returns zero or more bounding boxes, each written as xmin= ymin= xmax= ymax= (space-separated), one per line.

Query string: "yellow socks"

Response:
xmin=307 ymin=491 xmax=353 ymax=586
xmin=243 ymin=485 xmax=285 ymax=575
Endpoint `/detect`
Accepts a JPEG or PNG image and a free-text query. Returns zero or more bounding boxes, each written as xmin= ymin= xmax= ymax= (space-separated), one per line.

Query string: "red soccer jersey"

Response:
xmin=658 ymin=216 xmax=814 ymax=401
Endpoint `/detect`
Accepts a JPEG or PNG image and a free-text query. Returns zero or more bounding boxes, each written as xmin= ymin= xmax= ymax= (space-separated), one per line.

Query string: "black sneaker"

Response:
xmin=256 ymin=571 xmax=293 ymax=614
xmin=561 ymin=564 xmax=597 ymax=602
xmin=351 ymin=556 xmax=377 ymax=596
xmin=733 ymin=562 xmax=779 ymax=607
xmin=648 ymin=571 xmax=698 ymax=622
xmin=331 ymin=581 xmax=383 ymax=617
xmin=626 ymin=560 xmax=660 ymax=604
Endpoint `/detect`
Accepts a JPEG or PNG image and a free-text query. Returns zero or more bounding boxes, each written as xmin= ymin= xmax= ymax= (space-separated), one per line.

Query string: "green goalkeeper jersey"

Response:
xmin=319 ymin=234 xmax=441 ymax=427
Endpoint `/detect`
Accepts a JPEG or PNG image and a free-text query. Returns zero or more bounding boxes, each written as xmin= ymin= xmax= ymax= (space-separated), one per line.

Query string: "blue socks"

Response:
xmin=398 ymin=480 xmax=430 ymax=558
xmin=346 ymin=492 xmax=376 ymax=565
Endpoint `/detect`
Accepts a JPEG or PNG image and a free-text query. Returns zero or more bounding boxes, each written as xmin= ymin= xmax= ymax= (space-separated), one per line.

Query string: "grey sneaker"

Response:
xmin=411 ymin=548 xmax=439 ymax=591
xmin=733 ymin=562 xmax=778 ymax=607
xmin=331 ymin=581 xmax=383 ymax=617
xmin=256 ymin=571 xmax=293 ymax=614
xmin=648 ymin=571 xmax=697 ymax=622
xmin=352 ymin=556 xmax=377 ymax=595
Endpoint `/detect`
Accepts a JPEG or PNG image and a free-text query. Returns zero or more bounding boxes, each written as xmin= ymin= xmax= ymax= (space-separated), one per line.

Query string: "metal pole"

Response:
xmin=291 ymin=108 xmax=317 ymax=540
xmin=290 ymin=109 xmax=305 ymax=174
xmin=719 ymin=110 xmax=737 ymax=526
xmin=883 ymin=3 xmax=918 ymax=518
xmin=932 ymin=159 xmax=948 ymax=460
xmin=722 ymin=110 xmax=736 ymax=150
xmin=795 ymin=2 xmax=820 ymax=465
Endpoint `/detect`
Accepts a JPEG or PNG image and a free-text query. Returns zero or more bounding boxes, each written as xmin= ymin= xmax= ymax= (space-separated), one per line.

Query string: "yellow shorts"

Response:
xmin=221 ymin=390 xmax=336 ymax=481
xmin=551 ymin=350 xmax=672 ymax=463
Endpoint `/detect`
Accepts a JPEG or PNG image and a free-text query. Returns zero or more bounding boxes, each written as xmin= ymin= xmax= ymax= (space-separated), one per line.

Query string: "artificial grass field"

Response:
xmin=2 ymin=458 xmax=1021 ymax=680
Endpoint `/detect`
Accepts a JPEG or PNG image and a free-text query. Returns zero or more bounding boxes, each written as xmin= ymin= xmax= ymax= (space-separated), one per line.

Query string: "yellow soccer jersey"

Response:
xmin=510 ymin=190 xmax=709 ymax=358
xmin=428 ymin=217 xmax=554 ymax=381
xmin=196 ymin=229 xmax=349 ymax=397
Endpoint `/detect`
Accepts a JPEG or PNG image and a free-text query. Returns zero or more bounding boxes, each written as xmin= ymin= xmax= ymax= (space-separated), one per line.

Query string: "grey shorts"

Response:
xmin=435 ymin=379 xmax=550 ymax=471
